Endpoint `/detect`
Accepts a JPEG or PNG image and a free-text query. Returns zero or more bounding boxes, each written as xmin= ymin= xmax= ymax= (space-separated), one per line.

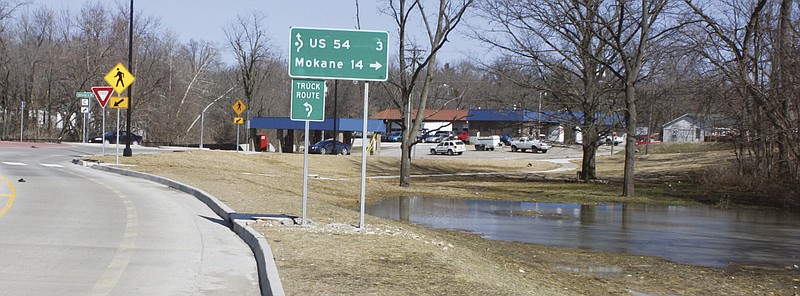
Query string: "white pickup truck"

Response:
xmin=510 ymin=137 xmax=550 ymax=153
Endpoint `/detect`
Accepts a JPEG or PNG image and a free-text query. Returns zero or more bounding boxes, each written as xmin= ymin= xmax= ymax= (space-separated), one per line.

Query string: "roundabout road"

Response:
xmin=0 ymin=142 xmax=258 ymax=295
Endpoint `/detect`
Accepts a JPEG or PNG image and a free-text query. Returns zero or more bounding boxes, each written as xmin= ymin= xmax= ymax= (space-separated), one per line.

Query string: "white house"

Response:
xmin=662 ymin=113 xmax=704 ymax=143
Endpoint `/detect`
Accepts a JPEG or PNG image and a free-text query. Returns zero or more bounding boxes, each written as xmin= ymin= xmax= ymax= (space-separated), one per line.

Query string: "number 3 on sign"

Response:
xmin=376 ymin=40 xmax=383 ymax=51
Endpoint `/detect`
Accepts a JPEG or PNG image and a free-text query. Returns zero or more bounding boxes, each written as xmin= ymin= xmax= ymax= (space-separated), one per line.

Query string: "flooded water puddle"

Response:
xmin=366 ymin=197 xmax=800 ymax=268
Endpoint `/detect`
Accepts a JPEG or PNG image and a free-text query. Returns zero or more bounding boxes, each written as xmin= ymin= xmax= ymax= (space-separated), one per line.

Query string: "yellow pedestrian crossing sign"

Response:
xmin=104 ymin=63 xmax=135 ymax=95
xmin=234 ymin=117 xmax=245 ymax=125
xmin=232 ymin=99 xmax=246 ymax=116
xmin=109 ymin=96 xmax=128 ymax=109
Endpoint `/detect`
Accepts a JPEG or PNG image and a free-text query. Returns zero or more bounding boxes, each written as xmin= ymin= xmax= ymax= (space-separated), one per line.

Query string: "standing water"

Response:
xmin=366 ymin=197 xmax=800 ymax=268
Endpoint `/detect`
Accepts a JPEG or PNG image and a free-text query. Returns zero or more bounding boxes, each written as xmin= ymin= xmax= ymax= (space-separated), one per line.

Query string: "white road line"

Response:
xmin=39 ymin=164 xmax=64 ymax=168
xmin=1 ymin=162 xmax=26 ymax=166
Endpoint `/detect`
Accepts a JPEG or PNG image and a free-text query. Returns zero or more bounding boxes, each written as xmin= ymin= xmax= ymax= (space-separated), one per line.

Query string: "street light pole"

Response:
xmin=123 ymin=0 xmax=134 ymax=156
xmin=200 ymin=110 xmax=206 ymax=148
xmin=538 ymin=91 xmax=543 ymax=139
xmin=19 ymin=100 xmax=24 ymax=142
xmin=199 ymin=99 xmax=221 ymax=148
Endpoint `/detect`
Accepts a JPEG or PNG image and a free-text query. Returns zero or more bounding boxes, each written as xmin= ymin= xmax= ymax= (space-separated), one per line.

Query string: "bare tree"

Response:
xmin=476 ymin=0 xmax=620 ymax=180
xmin=224 ymin=12 xmax=277 ymax=148
xmin=385 ymin=0 xmax=473 ymax=187
xmin=684 ymin=0 xmax=800 ymax=183
xmin=592 ymin=0 xmax=688 ymax=196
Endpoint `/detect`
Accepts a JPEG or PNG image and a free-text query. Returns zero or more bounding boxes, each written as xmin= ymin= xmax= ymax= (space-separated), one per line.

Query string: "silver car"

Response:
xmin=430 ymin=140 xmax=466 ymax=155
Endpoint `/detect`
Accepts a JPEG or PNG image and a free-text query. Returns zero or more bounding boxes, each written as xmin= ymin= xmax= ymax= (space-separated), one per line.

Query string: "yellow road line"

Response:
xmin=0 ymin=175 xmax=16 ymax=218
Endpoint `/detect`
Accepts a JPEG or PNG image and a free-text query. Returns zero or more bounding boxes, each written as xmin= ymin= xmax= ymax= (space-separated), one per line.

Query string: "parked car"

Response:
xmin=601 ymin=133 xmax=626 ymax=146
xmin=510 ymin=137 xmax=550 ymax=153
xmin=417 ymin=129 xmax=429 ymax=140
xmin=499 ymin=134 xmax=514 ymax=146
xmin=636 ymin=135 xmax=662 ymax=145
xmin=383 ymin=131 xmax=403 ymax=142
xmin=430 ymin=140 xmax=466 ymax=155
xmin=424 ymin=131 xmax=452 ymax=143
xmin=88 ymin=131 xmax=143 ymax=145
xmin=453 ymin=130 xmax=470 ymax=142
xmin=308 ymin=139 xmax=351 ymax=155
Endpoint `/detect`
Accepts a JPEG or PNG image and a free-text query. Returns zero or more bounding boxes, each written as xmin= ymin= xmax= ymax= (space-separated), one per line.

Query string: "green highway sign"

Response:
xmin=289 ymin=27 xmax=389 ymax=81
xmin=76 ymin=92 xmax=93 ymax=98
xmin=290 ymin=79 xmax=325 ymax=121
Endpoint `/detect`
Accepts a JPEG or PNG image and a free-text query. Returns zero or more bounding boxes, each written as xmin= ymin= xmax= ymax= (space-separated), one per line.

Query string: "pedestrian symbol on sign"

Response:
xmin=114 ymin=68 xmax=125 ymax=87
xmin=231 ymin=99 xmax=247 ymax=116
xmin=103 ymin=63 xmax=135 ymax=95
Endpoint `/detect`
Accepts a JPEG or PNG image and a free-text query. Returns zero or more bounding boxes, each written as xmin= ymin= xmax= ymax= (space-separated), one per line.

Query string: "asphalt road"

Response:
xmin=0 ymin=142 xmax=258 ymax=295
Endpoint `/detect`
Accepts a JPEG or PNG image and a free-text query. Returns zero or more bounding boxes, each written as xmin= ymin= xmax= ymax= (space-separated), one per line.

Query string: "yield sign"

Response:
xmin=91 ymin=86 xmax=114 ymax=108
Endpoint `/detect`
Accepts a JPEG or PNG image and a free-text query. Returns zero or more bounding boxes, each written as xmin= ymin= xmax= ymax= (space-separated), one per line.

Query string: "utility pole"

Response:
xmin=123 ymin=0 xmax=134 ymax=157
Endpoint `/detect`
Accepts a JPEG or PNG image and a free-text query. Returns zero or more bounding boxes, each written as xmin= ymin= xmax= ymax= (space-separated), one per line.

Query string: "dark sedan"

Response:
xmin=308 ymin=139 xmax=351 ymax=155
xmin=89 ymin=131 xmax=143 ymax=145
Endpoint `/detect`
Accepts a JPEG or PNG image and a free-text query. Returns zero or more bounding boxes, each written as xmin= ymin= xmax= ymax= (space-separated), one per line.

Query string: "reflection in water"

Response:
xmin=366 ymin=197 xmax=800 ymax=268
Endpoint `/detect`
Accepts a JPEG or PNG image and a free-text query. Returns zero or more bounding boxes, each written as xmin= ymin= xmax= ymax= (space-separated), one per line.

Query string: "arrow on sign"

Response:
xmin=369 ymin=62 xmax=382 ymax=70
xmin=91 ymin=86 xmax=114 ymax=108
xmin=303 ymin=102 xmax=313 ymax=117
xmin=113 ymin=98 xmax=124 ymax=107
xmin=294 ymin=33 xmax=303 ymax=52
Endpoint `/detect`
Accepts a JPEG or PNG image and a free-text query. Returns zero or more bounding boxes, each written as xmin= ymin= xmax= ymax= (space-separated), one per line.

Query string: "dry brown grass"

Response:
xmin=86 ymin=149 xmax=798 ymax=295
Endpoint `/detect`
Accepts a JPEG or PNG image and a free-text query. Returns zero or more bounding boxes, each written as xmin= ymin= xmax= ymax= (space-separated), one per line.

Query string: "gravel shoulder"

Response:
xmin=86 ymin=149 xmax=799 ymax=295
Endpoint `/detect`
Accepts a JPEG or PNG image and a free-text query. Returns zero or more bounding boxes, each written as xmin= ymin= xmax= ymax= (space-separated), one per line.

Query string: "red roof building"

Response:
xmin=370 ymin=109 xmax=469 ymax=121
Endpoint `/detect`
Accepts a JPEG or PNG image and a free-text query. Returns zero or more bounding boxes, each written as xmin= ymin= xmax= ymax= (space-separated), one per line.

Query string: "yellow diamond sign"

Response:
xmin=232 ymin=99 xmax=246 ymax=116
xmin=104 ymin=63 xmax=135 ymax=95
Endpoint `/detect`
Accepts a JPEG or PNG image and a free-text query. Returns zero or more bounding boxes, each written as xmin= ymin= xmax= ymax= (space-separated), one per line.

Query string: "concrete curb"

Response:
xmin=75 ymin=160 xmax=285 ymax=296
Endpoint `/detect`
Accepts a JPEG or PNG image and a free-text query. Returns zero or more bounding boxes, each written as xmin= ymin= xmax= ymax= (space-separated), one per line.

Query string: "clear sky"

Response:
xmin=26 ymin=0 xmax=485 ymax=65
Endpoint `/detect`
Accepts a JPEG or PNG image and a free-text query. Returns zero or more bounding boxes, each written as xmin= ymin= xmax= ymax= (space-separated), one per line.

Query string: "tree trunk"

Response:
xmin=580 ymin=143 xmax=598 ymax=180
xmin=622 ymin=79 xmax=637 ymax=197
xmin=400 ymin=138 xmax=411 ymax=187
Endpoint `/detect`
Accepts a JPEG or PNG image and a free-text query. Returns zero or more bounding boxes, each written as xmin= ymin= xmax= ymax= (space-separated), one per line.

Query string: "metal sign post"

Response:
xmin=102 ymin=108 xmax=106 ymax=154
xmin=92 ymin=87 xmax=113 ymax=153
xmin=359 ymin=83 xmax=369 ymax=229
xmin=109 ymin=96 xmax=128 ymax=164
xmin=82 ymin=112 xmax=86 ymax=143
xmin=290 ymin=79 xmax=326 ymax=226
xmin=232 ymin=99 xmax=247 ymax=152
xmin=115 ymin=108 xmax=120 ymax=165
xmin=77 ymin=92 xmax=93 ymax=143
xmin=302 ymin=121 xmax=310 ymax=225
xmin=288 ymin=27 xmax=388 ymax=228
